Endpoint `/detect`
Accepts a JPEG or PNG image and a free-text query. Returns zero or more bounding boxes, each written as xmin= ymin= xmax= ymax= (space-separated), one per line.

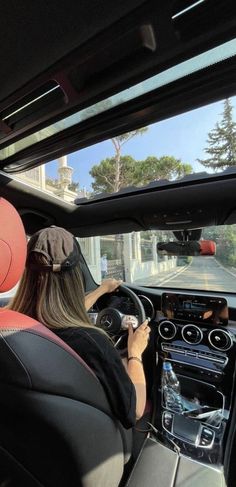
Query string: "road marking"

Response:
xmin=203 ymin=268 xmax=209 ymax=290
xmin=159 ymin=264 xmax=190 ymax=285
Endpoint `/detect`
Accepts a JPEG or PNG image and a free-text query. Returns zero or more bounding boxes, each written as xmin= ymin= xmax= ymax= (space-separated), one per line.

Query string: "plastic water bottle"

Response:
xmin=162 ymin=362 xmax=183 ymax=413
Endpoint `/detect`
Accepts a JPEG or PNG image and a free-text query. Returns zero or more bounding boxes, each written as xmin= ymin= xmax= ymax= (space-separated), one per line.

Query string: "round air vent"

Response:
xmin=208 ymin=329 xmax=233 ymax=351
xmin=182 ymin=324 xmax=203 ymax=345
xmin=159 ymin=321 xmax=177 ymax=340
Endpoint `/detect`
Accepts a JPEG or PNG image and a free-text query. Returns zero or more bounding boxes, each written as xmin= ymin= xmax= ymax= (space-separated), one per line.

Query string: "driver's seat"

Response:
xmin=0 ymin=198 xmax=132 ymax=487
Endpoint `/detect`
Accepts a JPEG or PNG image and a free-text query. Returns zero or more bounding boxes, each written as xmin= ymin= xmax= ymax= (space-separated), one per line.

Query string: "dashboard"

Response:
xmin=93 ymin=286 xmax=236 ymax=467
xmin=153 ymin=291 xmax=236 ymax=467
xmin=2 ymin=281 xmax=236 ymax=467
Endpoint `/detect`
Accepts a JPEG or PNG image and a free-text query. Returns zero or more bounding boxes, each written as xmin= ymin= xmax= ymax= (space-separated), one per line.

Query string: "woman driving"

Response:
xmin=9 ymin=226 xmax=150 ymax=428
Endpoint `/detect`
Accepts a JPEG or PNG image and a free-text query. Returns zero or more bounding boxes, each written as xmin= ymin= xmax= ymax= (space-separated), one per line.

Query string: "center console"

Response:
xmin=155 ymin=292 xmax=236 ymax=467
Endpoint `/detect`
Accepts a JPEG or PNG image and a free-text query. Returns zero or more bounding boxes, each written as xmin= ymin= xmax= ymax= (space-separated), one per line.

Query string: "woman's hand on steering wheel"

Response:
xmin=128 ymin=320 xmax=151 ymax=359
xmin=96 ymin=284 xmax=146 ymax=337
xmin=99 ymin=278 xmax=123 ymax=294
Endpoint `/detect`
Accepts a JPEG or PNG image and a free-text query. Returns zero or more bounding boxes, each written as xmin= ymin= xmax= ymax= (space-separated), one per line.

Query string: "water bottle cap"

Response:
xmin=163 ymin=361 xmax=172 ymax=371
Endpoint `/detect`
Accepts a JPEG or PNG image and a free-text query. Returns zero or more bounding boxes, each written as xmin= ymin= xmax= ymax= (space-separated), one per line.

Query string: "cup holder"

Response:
xmin=164 ymin=375 xmax=225 ymax=428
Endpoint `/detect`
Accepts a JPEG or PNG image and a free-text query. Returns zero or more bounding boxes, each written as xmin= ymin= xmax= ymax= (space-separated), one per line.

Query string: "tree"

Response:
xmin=90 ymin=155 xmax=136 ymax=193
xmin=197 ymin=98 xmax=236 ymax=170
xmin=90 ymin=155 xmax=192 ymax=193
xmin=133 ymin=156 xmax=192 ymax=186
xmin=111 ymin=129 xmax=148 ymax=192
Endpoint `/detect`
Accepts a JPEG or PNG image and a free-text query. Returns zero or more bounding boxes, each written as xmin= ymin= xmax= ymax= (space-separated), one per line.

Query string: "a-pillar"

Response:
xmin=123 ymin=234 xmax=132 ymax=282
xmin=93 ymin=236 xmax=102 ymax=283
xmin=152 ymin=235 xmax=158 ymax=271
xmin=39 ymin=165 xmax=46 ymax=191
xmin=135 ymin=232 xmax=142 ymax=262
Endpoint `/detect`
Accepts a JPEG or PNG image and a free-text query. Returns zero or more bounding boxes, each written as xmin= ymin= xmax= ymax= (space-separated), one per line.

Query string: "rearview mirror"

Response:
xmin=157 ymin=240 xmax=216 ymax=257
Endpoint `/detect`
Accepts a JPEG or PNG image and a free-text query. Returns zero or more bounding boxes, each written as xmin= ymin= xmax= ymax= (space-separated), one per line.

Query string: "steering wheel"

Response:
xmin=96 ymin=284 xmax=146 ymax=336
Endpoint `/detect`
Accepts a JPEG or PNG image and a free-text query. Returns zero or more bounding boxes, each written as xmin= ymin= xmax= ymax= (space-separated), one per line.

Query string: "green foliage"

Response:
xmin=112 ymin=128 xmax=148 ymax=146
xmin=110 ymin=129 xmax=148 ymax=192
xmin=90 ymin=155 xmax=192 ymax=193
xmin=90 ymin=155 xmax=137 ymax=193
xmin=198 ymin=99 xmax=236 ymax=170
xmin=203 ymin=225 xmax=236 ymax=268
xmin=132 ymin=156 xmax=192 ymax=186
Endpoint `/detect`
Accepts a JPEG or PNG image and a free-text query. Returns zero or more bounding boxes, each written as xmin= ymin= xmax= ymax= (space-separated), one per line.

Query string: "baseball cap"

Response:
xmin=27 ymin=226 xmax=80 ymax=272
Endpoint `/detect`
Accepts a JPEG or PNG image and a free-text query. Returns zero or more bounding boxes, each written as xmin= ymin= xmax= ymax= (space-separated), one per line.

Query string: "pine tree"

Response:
xmin=197 ymin=99 xmax=236 ymax=170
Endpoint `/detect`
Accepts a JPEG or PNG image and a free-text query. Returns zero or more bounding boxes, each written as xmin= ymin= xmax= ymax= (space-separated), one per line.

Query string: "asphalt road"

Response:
xmin=163 ymin=257 xmax=236 ymax=291
xmin=137 ymin=257 xmax=236 ymax=292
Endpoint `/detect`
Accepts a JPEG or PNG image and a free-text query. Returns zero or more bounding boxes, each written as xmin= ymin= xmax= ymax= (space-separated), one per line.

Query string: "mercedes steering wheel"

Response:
xmin=96 ymin=284 xmax=146 ymax=336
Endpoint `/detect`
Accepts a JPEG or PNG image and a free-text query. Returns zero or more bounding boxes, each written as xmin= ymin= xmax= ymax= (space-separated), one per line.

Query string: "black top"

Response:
xmin=54 ymin=327 xmax=136 ymax=428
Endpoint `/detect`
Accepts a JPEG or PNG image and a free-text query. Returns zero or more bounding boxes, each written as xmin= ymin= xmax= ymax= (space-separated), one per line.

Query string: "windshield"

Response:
xmin=78 ymin=227 xmax=236 ymax=293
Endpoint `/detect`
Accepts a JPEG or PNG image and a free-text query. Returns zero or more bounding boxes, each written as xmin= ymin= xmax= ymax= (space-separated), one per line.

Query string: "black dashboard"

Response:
xmin=1 ymin=284 xmax=236 ymax=471
xmin=153 ymin=291 xmax=236 ymax=468
xmin=95 ymin=286 xmax=236 ymax=469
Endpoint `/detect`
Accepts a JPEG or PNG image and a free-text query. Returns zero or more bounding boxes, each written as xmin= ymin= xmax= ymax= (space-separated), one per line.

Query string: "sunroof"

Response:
xmin=1 ymin=37 xmax=236 ymax=163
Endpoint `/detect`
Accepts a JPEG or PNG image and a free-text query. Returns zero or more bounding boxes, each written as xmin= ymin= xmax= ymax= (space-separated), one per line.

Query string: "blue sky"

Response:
xmin=46 ymin=96 xmax=236 ymax=191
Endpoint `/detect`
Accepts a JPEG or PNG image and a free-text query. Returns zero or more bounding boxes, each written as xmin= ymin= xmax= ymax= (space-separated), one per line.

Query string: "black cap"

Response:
xmin=27 ymin=226 xmax=80 ymax=272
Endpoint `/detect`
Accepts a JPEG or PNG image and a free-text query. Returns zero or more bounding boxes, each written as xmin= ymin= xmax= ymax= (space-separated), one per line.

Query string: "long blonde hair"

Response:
xmin=10 ymin=250 xmax=92 ymax=330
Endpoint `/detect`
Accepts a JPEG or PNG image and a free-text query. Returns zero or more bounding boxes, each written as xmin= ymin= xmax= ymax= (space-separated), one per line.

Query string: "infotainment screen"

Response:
xmin=161 ymin=293 xmax=228 ymax=325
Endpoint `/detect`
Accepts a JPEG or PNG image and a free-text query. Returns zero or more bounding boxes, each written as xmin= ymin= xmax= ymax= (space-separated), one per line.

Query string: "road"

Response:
xmin=135 ymin=257 xmax=236 ymax=292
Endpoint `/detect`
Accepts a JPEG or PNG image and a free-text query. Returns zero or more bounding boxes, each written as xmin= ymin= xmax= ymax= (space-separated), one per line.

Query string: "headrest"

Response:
xmin=0 ymin=198 xmax=27 ymax=292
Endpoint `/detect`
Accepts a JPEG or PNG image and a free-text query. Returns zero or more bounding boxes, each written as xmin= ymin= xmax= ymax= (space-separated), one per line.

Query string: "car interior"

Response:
xmin=1 ymin=1 xmax=236 ymax=486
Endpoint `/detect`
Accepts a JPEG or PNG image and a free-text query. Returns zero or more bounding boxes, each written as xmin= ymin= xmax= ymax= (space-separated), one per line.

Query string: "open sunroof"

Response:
xmin=1 ymin=0 xmax=236 ymax=173
xmin=1 ymin=37 xmax=236 ymax=167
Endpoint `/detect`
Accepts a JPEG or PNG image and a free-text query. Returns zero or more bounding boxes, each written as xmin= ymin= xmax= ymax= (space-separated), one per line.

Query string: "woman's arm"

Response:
xmin=85 ymin=279 xmax=122 ymax=311
xmin=127 ymin=321 xmax=151 ymax=419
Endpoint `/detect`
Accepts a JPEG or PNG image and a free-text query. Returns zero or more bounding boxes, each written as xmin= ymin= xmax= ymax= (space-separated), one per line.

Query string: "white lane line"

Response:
xmin=159 ymin=264 xmax=190 ymax=285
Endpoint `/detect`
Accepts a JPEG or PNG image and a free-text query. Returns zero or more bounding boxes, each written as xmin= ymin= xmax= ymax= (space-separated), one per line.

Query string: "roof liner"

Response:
xmin=0 ymin=0 xmax=145 ymax=103
xmin=1 ymin=170 xmax=236 ymax=237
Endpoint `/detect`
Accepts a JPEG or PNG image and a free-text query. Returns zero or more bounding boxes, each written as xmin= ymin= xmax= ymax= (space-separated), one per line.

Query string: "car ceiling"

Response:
xmin=0 ymin=0 xmax=236 ymax=172
xmin=1 ymin=1 xmax=236 ymax=236
xmin=1 ymin=169 xmax=236 ymax=237
xmin=0 ymin=0 xmax=146 ymax=103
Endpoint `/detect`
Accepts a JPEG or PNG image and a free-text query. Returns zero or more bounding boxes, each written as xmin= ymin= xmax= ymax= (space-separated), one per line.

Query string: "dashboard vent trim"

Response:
xmin=181 ymin=324 xmax=203 ymax=345
xmin=208 ymin=329 xmax=233 ymax=351
xmin=159 ymin=320 xmax=177 ymax=340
